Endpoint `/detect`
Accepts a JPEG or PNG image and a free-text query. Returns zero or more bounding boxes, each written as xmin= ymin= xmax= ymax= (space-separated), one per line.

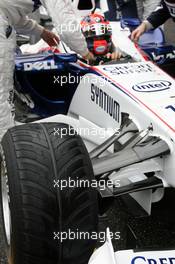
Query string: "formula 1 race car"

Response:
xmin=1 ymin=1 xmax=175 ymax=264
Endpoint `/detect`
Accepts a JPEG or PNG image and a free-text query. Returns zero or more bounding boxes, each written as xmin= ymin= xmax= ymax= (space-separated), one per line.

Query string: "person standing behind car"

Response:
xmin=99 ymin=0 xmax=138 ymax=21
xmin=135 ymin=0 xmax=161 ymax=20
xmin=131 ymin=0 xmax=175 ymax=42
xmin=0 ymin=0 xmax=94 ymax=141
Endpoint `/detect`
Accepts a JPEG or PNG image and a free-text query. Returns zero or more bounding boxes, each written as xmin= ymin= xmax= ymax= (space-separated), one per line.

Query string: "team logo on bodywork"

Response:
xmin=91 ymin=83 xmax=120 ymax=122
xmin=23 ymin=60 xmax=58 ymax=71
xmin=131 ymin=256 xmax=175 ymax=264
xmin=132 ymin=80 xmax=171 ymax=92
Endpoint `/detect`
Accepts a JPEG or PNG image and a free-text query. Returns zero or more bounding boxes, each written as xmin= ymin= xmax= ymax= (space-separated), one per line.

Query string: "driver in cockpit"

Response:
xmin=81 ymin=13 xmax=122 ymax=62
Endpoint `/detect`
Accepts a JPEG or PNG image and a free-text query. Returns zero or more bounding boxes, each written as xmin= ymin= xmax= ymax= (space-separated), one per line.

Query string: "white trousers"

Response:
xmin=0 ymin=12 xmax=16 ymax=141
xmin=136 ymin=0 xmax=161 ymax=20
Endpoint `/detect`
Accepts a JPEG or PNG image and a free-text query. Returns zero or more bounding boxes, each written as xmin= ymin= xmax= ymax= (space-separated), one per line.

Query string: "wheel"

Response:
xmin=0 ymin=123 xmax=98 ymax=264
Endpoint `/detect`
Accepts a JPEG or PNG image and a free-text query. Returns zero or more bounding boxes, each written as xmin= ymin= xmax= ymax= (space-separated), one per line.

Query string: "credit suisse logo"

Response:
xmin=131 ymin=256 xmax=175 ymax=264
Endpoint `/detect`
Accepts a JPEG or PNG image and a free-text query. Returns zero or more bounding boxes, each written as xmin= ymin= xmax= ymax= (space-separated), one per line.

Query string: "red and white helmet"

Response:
xmin=81 ymin=14 xmax=112 ymax=56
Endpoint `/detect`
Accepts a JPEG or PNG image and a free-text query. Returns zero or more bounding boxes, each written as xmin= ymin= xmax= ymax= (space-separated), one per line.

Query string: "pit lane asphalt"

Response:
xmin=0 ymin=18 xmax=175 ymax=263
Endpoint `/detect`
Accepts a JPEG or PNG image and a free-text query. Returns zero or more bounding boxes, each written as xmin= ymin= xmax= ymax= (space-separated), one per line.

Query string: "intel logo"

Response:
xmin=132 ymin=80 xmax=171 ymax=92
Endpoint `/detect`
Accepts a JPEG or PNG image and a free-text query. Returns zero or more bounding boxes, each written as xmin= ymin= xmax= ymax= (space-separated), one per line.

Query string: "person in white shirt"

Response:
xmin=0 ymin=0 xmax=94 ymax=140
xmin=135 ymin=0 xmax=161 ymax=20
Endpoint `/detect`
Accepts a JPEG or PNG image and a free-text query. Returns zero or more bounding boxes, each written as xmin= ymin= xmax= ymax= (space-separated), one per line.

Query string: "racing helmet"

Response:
xmin=81 ymin=14 xmax=112 ymax=56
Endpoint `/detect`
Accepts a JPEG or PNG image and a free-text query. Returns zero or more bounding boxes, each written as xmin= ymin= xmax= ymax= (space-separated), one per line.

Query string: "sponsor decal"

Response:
xmin=24 ymin=60 xmax=58 ymax=71
xmin=132 ymin=80 xmax=171 ymax=92
xmin=151 ymin=51 xmax=175 ymax=62
xmin=95 ymin=45 xmax=106 ymax=53
xmin=131 ymin=256 xmax=175 ymax=264
xmin=91 ymin=83 xmax=120 ymax=122
xmin=165 ymin=105 xmax=175 ymax=113
xmin=102 ymin=63 xmax=153 ymax=75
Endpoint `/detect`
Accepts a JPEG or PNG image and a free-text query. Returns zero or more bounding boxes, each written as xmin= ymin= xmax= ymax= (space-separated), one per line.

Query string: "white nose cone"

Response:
xmin=88 ymin=228 xmax=116 ymax=264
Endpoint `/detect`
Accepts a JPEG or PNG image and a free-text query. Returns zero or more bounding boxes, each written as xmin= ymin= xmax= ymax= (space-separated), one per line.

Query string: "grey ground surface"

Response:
xmin=0 ymin=19 xmax=175 ymax=263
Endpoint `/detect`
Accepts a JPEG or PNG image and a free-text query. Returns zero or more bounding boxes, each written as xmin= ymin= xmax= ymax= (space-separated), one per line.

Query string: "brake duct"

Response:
xmin=90 ymin=119 xmax=170 ymax=196
xmin=92 ymin=136 xmax=169 ymax=176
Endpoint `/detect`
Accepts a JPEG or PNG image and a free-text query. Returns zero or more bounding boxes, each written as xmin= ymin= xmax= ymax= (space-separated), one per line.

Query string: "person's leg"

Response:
xmin=135 ymin=0 xmax=144 ymax=20
xmin=103 ymin=0 xmax=118 ymax=21
xmin=0 ymin=13 xmax=16 ymax=141
xmin=143 ymin=0 xmax=161 ymax=20
xmin=119 ymin=0 xmax=138 ymax=18
xmin=95 ymin=0 xmax=100 ymax=8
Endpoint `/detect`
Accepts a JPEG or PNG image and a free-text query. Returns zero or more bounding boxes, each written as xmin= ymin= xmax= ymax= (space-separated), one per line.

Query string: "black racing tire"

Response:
xmin=0 ymin=123 xmax=98 ymax=264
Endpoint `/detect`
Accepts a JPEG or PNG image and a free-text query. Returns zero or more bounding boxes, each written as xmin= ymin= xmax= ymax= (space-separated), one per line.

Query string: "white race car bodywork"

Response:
xmin=69 ymin=60 xmax=175 ymax=209
xmin=21 ymin=5 xmax=175 ymax=262
xmin=89 ymin=229 xmax=175 ymax=264
xmin=36 ymin=56 xmax=175 ymax=262
xmin=38 ymin=58 xmax=175 ymax=209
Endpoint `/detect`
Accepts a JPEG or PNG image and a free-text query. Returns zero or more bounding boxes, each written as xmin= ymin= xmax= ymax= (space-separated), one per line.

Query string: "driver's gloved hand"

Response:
xmin=106 ymin=51 xmax=122 ymax=60
xmin=83 ymin=51 xmax=95 ymax=65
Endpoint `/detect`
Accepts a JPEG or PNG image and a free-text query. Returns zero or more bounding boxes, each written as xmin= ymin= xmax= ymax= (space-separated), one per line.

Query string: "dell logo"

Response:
xmin=132 ymin=80 xmax=171 ymax=92
xmin=24 ymin=60 xmax=58 ymax=71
